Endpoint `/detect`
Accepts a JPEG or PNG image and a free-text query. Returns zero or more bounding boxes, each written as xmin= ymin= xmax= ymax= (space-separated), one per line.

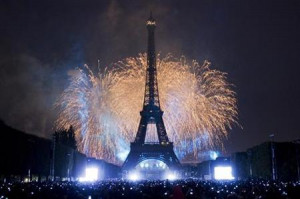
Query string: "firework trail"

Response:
xmin=55 ymin=54 xmax=238 ymax=164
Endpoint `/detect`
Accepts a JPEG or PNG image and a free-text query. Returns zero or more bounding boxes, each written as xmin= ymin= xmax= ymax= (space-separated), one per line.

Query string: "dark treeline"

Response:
xmin=54 ymin=126 xmax=77 ymax=150
xmin=0 ymin=120 xmax=120 ymax=182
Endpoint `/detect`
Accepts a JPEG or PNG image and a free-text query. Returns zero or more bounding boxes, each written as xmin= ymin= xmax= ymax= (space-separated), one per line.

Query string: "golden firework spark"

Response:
xmin=55 ymin=54 xmax=238 ymax=164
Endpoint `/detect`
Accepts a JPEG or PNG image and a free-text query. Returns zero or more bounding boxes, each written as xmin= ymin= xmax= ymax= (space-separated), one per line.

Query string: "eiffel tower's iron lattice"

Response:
xmin=122 ymin=13 xmax=181 ymax=172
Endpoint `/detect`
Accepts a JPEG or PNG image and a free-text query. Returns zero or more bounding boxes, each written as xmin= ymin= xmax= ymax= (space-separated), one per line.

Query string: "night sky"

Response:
xmin=0 ymin=0 xmax=299 ymax=156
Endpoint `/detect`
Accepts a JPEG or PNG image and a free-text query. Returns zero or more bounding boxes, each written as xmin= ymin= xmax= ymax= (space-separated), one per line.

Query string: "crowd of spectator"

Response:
xmin=0 ymin=179 xmax=299 ymax=199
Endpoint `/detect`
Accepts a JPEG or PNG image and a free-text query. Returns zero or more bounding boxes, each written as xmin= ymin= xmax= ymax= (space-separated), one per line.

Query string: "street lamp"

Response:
xmin=269 ymin=134 xmax=276 ymax=180
xmin=292 ymin=139 xmax=300 ymax=181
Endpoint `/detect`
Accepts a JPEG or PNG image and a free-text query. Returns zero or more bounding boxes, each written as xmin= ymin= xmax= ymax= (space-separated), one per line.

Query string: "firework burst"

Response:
xmin=55 ymin=54 xmax=238 ymax=164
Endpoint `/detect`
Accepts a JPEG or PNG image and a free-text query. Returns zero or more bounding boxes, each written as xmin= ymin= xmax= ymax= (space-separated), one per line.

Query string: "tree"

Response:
xmin=54 ymin=126 xmax=77 ymax=150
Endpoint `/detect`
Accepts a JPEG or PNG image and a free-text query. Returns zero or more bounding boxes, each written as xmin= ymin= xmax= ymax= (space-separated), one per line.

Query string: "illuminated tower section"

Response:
xmin=135 ymin=13 xmax=169 ymax=144
xmin=123 ymin=13 xmax=180 ymax=175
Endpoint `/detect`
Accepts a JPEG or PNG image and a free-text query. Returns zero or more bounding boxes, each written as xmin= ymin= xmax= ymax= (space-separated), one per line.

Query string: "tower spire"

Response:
xmin=133 ymin=13 xmax=169 ymax=144
xmin=144 ymin=10 xmax=158 ymax=108
xmin=149 ymin=11 xmax=153 ymax=20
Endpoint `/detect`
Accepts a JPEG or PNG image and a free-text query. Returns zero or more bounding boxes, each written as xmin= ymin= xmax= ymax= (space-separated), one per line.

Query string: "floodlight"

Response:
xmin=214 ymin=166 xmax=234 ymax=180
xmin=128 ymin=171 xmax=140 ymax=181
xmin=165 ymin=171 xmax=177 ymax=181
xmin=210 ymin=151 xmax=218 ymax=160
xmin=86 ymin=167 xmax=99 ymax=181
xmin=79 ymin=167 xmax=99 ymax=182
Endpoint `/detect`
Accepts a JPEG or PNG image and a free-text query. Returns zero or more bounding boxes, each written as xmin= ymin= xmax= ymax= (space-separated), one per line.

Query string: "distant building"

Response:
xmin=246 ymin=141 xmax=300 ymax=181
xmin=230 ymin=141 xmax=300 ymax=181
xmin=231 ymin=152 xmax=250 ymax=180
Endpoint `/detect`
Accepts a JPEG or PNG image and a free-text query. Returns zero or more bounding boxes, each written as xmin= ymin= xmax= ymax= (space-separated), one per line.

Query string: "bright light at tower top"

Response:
xmin=146 ymin=12 xmax=156 ymax=26
xmin=146 ymin=20 xmax=156 ymax=26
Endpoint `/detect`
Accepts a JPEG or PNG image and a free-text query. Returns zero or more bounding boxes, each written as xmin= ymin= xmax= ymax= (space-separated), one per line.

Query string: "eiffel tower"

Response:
xmin=122 ymin=13 xmax=181 ymax=173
